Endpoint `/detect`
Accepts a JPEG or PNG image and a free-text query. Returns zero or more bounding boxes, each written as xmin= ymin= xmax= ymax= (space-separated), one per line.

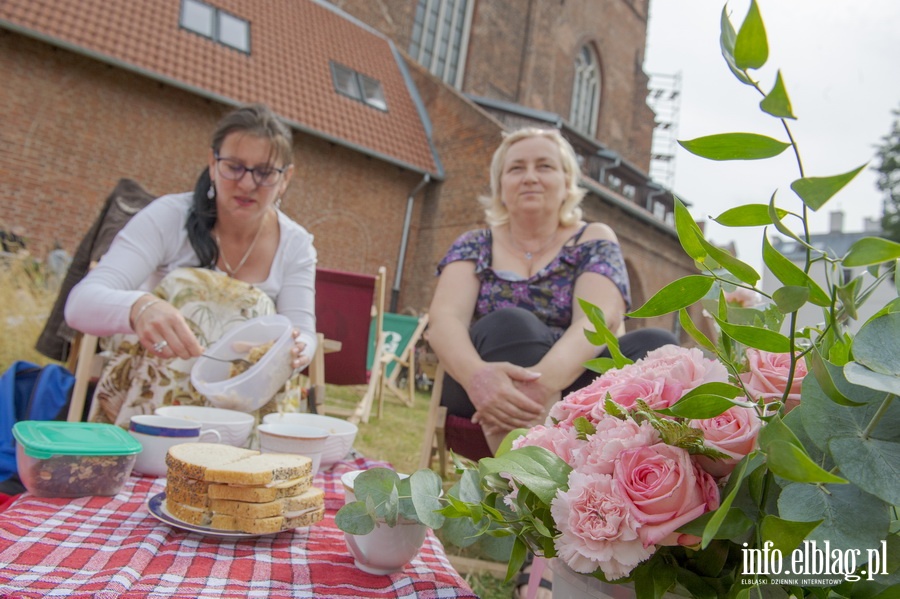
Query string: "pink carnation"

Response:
xmin=512 ymin=424 xmax=584 ymax=466
xmin=739 ymin=349 xmax=807 ymax=413
xmin=573 ymin=416 xmax=660 ymax=476
xmin=551 ymin=471 xmax=653 ymax=580
xmin=637 ymin=346 xmax=729 ymax=400
xmin=690 ymin=405 xmax=762 ymax=478
xmin=614 ymin=444 xmax=720 ymax=547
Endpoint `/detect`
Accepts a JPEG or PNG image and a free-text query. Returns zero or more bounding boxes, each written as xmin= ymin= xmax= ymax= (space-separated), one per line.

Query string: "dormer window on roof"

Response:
xmin=180 ymin=0 xmax=250 ymax=54
xmin=330 ymin=62 xmax=388 ymax=111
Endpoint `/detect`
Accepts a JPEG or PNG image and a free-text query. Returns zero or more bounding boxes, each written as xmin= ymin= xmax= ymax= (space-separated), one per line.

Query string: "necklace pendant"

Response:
xmin=525 ymin=251 xmax=533 ymax=260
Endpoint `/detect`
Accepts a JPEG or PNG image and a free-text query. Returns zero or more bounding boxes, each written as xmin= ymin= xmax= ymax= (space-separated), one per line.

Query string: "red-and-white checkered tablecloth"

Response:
xmin=0 ymin=456 xmax=477 ymax=598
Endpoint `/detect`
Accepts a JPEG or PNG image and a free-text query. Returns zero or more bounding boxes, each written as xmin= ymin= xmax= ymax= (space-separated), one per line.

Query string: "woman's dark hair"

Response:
xmin=186 ymin=103 xmax=294 ymax=268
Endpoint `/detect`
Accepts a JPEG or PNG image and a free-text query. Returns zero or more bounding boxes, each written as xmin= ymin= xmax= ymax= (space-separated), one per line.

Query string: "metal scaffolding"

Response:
xmin=646 ymin=72 xmax=682 ymax=190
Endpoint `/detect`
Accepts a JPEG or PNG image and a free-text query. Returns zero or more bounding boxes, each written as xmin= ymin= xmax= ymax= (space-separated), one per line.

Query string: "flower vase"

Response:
xmin=550 ymin=560 xmax=636 ymax=599
xmin=550 ymin=560 xmax=685 ymax=599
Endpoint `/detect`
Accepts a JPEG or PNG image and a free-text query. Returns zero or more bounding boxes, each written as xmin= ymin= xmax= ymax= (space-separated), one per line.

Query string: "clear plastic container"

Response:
xmin=191 ymin=314 xmax=294 ymax=412
xmin=13 ymin=421 xmax=142 ymax=497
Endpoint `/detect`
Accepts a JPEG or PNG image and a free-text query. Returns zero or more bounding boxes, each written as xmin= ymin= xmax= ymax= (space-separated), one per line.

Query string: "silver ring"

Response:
xmin=152 ymin=340 xmax=168 ymax=353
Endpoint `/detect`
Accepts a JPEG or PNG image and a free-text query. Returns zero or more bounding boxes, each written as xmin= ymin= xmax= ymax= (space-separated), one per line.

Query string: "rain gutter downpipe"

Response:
xmin=390 ymin=174 xmax=431 ymax=313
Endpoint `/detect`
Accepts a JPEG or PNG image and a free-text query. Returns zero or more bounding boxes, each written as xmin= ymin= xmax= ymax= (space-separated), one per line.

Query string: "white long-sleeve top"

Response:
xmin=64 ymin=192 xmax=318 ymax=360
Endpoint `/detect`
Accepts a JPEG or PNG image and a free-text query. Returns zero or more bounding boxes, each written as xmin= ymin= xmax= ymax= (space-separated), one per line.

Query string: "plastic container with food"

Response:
xmin=191 ymin=314 xmax=294 ymax=412
xmin=13 ymin=421 xmax=142 ymax=498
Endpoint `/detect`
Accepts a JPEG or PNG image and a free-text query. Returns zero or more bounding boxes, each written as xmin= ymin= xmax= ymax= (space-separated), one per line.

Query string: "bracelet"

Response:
xmin=132 ymin=299 xmax=162 ymax=330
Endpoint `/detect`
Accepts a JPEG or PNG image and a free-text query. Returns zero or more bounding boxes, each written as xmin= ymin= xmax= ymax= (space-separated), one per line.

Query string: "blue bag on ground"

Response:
xmin=0 ymin=361 xmax=75 ymax=481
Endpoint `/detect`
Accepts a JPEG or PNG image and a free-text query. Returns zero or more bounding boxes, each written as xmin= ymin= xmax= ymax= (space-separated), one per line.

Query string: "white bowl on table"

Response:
xmin=154 ymin=405 xmax=254 ymax=448
xmin=191 ymin=314 xmax=294 ymax=413
xmin=257 ymin=423 xmax=329 ymax=475
xmin=262 ymin=413 xmax=357 ymax=468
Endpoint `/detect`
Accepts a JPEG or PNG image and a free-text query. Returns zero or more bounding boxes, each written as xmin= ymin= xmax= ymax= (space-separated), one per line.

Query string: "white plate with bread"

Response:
xmin=147 ymin=443 xmax=325 ymax=537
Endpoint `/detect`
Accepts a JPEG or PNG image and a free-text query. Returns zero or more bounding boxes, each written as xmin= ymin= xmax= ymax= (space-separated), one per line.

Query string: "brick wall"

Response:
xmin=332 ymin=0 xmax=655 ymax=173
xmin=0 ymin=30 xmax=422 ymax=313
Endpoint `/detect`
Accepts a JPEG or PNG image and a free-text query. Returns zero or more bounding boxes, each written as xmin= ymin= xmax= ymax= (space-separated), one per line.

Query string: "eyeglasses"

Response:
xmin=214 ymin=153 xmax=287 ymax=187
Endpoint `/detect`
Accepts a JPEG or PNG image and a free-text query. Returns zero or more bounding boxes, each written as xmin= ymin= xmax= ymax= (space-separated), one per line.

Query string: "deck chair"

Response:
xmin=367 ymin=312 xmax=428 ymax=411
xmin=66 ymin=331 xmax=105 ymax=422
xmin=418 ymin=363 xmax=449 ymax=476
xmin=308 ymin=266 xmax=387 ymax=424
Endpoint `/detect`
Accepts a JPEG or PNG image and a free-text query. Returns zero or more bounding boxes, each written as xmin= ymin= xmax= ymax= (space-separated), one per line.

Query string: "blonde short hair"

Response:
xmin=480 ymin=128 xmax=586 ymax=227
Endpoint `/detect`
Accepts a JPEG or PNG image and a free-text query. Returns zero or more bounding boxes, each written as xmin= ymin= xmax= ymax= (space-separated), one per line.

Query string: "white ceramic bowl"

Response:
xmin=191 ymin=315 xmax=294 ymax=412
xmin=262 ymin=413 xmax=358 ymax=468
xmin=154 ymin=405 xmax=254 ymax=448
xmin=257 ymin=423 xmax=329 ymax=475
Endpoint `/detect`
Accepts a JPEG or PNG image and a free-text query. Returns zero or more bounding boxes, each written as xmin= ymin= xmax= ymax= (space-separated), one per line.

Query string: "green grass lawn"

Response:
xmin=322 ymin=383 xmax=517 ymax=599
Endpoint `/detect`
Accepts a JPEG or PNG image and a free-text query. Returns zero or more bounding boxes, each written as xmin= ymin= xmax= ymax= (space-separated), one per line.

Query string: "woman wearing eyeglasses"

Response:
xmin=65 ymin=103 xmax=316 ymax=426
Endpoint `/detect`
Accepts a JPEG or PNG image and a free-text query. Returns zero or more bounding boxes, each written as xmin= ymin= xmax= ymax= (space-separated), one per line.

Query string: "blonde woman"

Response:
xmin=428 ymin=128 xmax=676 ymax=460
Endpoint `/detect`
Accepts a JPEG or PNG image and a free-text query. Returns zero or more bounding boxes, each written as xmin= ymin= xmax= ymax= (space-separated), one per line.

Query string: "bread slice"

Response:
xmin=210 ymin=487 xmax=324 ymax=519
xmin=210 ymin=506 xmax=325 ymax=534
xmin=166 ymin=496 xmax=212 ymax=526
xmin=167 ymin=476 xmax=213 ymax=508
xmin=166 ymin=443 xmax=258 ymax=480
xmin=207 ymin=477 xmax=311 ymax=503
xmin=203 ymin=453 xmax=312 ymax=485
xmin=166 ymin=443 xmax=311 ymax=485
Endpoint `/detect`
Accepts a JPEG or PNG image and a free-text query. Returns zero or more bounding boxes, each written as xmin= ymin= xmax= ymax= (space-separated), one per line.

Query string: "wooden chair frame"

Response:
xmin=380 ymin=312 xmax=429 ymax=409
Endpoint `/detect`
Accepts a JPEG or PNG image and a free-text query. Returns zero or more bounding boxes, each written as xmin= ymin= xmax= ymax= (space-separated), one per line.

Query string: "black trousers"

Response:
xmin=440 ymin=307 xmax=679 ymax=459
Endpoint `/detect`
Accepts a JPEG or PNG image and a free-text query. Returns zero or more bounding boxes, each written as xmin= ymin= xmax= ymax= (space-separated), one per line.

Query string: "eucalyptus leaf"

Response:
xmin=628 ymin=275 xmax=714 ymax=318
xmin=843 ymin=236 xmax=900 ymax=267
xmin=713 ymin=203 xmax=789 ymax=227
xmin=679 ymin=133 xmax=790 ymax=161
xmin=409 ymin=469 xmax=445 ymax=529
xmin=843 ymin=362 xmax=900 ymax=396
xmin=829 ymin=436 xmax=900 ymax=506
xmin=778 ymin=483 xmax=890 ymax=555
xmin=334 ymin=501 xmax=376 ymax=535
xmin=583 ymin=356 xmax=618 ymax=374
xmin=759 ymin=71 xmax=795 ymax=119
xmin=800 ymin=369 xmax=899 ymax=461
xmin=714 ymin=317 xmax=791 ymax=352
xmin=733 ymin=0 xmax=768 ymax=70
xmin=852 ymin=313 xmax=900 ymax=375
xmin=768 ymin=194 xmax=806 ymax=243
xmin=790 ymin=164 xmax=867 ymax=211
xmin=478 ymin=446 xmax=571 ymax=506
xmin=760 ymin=515 xmax=822 ymax=554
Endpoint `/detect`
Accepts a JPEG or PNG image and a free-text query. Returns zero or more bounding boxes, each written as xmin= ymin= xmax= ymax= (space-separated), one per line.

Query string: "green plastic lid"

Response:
xmin=12 ymin=421 xmax=142 ymax=460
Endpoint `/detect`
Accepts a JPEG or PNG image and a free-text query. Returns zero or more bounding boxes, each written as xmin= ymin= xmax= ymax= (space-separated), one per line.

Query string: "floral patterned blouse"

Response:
xmin=437 ymin=227 xmax=631 ymax=341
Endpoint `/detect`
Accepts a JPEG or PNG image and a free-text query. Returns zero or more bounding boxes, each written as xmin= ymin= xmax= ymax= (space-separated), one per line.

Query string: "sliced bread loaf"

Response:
xmin=202 ymin=453 xmax=312 ymax=485
xmin=210 ymin=487 xmax=324 ymax=519
xmin=207 ymin=477 xmax=311 ymax=503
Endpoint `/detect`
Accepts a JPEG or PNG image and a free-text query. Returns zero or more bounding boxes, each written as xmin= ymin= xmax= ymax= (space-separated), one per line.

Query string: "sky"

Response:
xmin=643 ymin=0 xmax=900 ymax=271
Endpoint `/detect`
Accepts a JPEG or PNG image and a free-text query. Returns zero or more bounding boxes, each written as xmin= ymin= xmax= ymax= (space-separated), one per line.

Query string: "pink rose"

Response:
xmin=551 ymin=471 xmax=653 ymax=580
xmin=573 ymin=416 xmax=660 ymax=476
xmin=690 ymin=405 xmax=762 ymax=478
xmin=739 ymin=349 xmax=807 ymax=413
xmin=513 ymin=424 xmax=584 ymax=466
xmin=551 ymin=373 xmax=624 ymax=425
xmin=724 ymin=288 xmax=763 ymax=308
xmin=614 ymin=444 xmax=720 ymax=547
xmin=585 ymin=375 xmax=670 ymax=414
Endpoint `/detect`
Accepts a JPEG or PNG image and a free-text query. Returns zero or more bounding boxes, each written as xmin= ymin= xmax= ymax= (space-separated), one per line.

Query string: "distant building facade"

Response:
xmin=763 ymin=212 xmax=890 ymax=333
